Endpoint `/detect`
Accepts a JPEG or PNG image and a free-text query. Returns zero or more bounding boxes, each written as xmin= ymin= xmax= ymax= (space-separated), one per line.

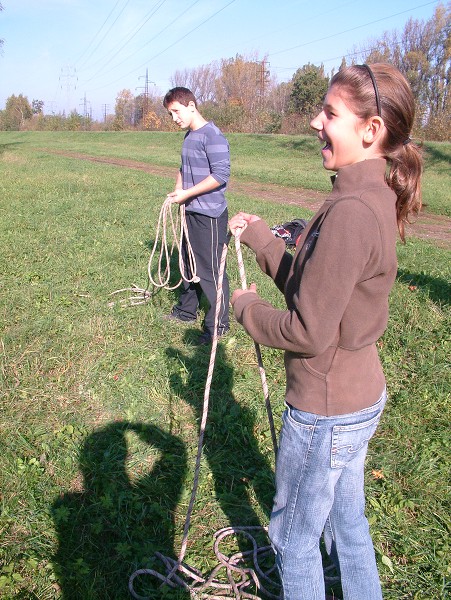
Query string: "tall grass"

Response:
xmin=0 ymin=133 xmax=449 ymax=599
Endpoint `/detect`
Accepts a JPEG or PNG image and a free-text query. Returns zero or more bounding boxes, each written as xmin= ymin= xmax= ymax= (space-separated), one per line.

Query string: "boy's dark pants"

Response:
xmin=173 ymin=209 xmax=230 ymax=335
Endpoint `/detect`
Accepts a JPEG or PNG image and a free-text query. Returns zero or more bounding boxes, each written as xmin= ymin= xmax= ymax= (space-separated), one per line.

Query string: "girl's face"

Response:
xmin=310 ymin=85 xmax=371 ymax=172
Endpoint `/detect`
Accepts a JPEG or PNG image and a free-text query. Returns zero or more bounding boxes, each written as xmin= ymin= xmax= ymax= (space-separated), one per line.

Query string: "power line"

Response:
xmin=101 ymin=104 xmax=110 ymax=122
xmin=79 ymin=0 xmax=168 ymax=75
xmin=72 ymin=0 xmax=124 ymax=66
xmin=82 ymin=0 xmax=202 ymax=84
xmin=268 ymin=0 xmax=438 ymax=58
xmin=83 ymin=0 xmax=237 ymax=93
xmin=78 ymin=0 xmax=131 ymax=70
xmin=243 ymin=0 xmax=361 ymax=48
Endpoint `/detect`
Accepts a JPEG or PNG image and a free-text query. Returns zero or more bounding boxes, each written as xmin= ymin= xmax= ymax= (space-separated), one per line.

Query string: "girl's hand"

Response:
xmin=229 ymin=212 xmax=261 ymax=236
xmin=231 ymin=283 xmax=258 ymax=306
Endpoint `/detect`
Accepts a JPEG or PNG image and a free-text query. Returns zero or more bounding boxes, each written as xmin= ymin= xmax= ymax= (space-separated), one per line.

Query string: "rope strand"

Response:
xmin=234 ymin=233 xmax=278 ymax=458
xmin=128 ymin=224 xmax=280 ymax=599
xmin=109 ymin=198 xmax=199 ymax=307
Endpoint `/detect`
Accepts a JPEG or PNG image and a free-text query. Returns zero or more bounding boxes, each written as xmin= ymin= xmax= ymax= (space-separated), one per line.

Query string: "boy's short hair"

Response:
xmin=163 ymin=87 xmax=197 ymax=109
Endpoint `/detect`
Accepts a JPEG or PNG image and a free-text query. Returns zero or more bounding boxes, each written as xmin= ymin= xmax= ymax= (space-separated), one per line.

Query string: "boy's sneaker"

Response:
xmin=196 ymin=327 xmax=229 ymax=346
xmin=163 ymin=309 xmax=196 ymax=324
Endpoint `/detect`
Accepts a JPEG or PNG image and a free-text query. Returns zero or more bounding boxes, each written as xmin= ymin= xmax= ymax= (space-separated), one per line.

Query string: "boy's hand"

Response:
xmin=229 ymin=212 xmax=261 ymax=236
xmin=167 ymin=189 xmax=189 ymax=204
xmin=231 ymin=283 xmax=258 ymax=306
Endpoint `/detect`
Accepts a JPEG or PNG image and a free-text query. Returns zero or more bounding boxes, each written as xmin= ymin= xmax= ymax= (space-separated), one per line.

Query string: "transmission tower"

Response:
xmin=259 ymin=59 xmax=270 ymax=102
xmin=59 ymin=65 xmax=78 ymax=114
xmin=102 ymin=104 xmax=110 ymax=123
xmin=136 ymin=68 xmax=154 ymax=124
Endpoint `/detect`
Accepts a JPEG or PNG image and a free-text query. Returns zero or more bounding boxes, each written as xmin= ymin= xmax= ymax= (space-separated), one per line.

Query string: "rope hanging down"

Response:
xmin=109 ymin=198 xmax=199 ymax=307
xmin=128 ymin=225 xmax=280 ymax=599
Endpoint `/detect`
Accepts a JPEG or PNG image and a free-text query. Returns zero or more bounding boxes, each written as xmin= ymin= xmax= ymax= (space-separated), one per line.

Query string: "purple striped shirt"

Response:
xmin=181 ymin=121 xmax=230 ymax=217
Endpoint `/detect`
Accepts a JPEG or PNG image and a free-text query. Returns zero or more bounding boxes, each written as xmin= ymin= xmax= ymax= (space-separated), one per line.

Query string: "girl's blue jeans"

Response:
xmin=269 ymin=390 xmax=386 ymax=600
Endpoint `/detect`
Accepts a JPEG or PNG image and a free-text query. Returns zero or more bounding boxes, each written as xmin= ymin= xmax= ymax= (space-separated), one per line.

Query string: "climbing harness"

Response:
xmin=127 ymin=209 xmax=280 ymax=598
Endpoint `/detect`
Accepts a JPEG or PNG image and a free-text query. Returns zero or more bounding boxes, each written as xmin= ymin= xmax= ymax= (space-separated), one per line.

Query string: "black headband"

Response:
xmin=363 ymin=64 xmax=382 ymax=117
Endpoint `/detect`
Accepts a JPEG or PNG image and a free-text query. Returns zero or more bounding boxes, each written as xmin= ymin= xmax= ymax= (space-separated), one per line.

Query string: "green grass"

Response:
xmin=3 ymin=131 xmax=449 ymax=215
xmin=0 ymin=133 xmax=450 ymax=599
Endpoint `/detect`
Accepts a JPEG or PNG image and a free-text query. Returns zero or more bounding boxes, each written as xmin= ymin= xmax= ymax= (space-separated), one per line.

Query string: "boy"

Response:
xmin=163 ymin=87 xmax=230 ymax=345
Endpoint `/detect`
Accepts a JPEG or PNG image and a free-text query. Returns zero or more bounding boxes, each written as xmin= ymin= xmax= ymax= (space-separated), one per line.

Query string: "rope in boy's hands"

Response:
xmin=108 ymin=197 xmax=199 ymax=307
xmin=166 ymin=188 xmax=189 ymax=204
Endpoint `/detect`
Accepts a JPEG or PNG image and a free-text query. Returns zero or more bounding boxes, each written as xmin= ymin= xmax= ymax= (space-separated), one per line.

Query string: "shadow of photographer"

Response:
xmin=52 ymin=421 xmax=189 ymax=599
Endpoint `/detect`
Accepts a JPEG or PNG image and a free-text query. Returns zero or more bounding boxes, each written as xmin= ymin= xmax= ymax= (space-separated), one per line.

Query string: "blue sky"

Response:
xmin=0 ymin=0 xmax=440 ymax=120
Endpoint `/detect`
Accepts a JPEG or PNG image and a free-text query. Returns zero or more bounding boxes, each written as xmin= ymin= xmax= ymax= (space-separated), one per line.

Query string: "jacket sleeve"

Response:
xmin=233 ymin=199 xmax=380 ymax=355
xmin=239 ymin=219 xmax=294 ymax=293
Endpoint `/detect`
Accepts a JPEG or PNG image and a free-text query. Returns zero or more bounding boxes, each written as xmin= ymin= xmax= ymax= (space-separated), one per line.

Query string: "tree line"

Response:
xmin=1 ymin=4 xmax=449 ymax=140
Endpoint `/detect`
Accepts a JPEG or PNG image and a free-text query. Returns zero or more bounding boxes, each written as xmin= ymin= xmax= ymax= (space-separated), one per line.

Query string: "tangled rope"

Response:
xmin=109 ymin=198 xmax=199 ymax=307
xmin=129 ymin=527 xmax=280 ymax=599
xmin=128 ymin=213 xmax=280 ymax=598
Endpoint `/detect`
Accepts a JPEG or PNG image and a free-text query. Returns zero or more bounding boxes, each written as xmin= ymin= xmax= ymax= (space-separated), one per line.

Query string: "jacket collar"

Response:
xmin=329 ymin=159 xmax=388 ymax=198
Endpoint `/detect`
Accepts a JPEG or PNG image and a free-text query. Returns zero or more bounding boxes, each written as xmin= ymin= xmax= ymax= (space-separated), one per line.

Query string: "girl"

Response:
xmin=229 ymin=63 xmax=422 ymax=599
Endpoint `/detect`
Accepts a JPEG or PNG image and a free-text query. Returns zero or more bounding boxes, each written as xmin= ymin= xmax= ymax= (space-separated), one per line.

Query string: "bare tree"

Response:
xmin=266 ymin=80 xmax=292 ymax=115
xmin=170 ymin=63 xmax=218 ymax=104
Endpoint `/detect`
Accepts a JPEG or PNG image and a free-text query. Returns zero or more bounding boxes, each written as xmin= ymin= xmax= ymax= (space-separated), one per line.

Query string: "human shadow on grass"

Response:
xmin=52 ymin=421 xmax=190 ymax=600
xmin=397 ymin=268 xmax=450 ymax=307
xmin=166 ymin=334 xmax=276 ymax=566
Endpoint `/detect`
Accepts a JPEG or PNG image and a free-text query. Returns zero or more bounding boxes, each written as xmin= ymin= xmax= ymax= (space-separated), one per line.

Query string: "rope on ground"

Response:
xmin=109 ymin=198 xmax=199 ymax=307
xmin=128 ymin=226 xmax=280 ymax=599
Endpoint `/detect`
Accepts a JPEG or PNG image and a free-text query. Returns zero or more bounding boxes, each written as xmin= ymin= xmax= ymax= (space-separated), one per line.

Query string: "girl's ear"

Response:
xmin=363 ymin=116 xmax=384 ymax=144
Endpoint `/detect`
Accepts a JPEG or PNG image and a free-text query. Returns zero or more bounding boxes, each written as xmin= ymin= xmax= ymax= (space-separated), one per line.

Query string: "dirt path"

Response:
xmin=46 ymin=150 xmax=451 ymax=249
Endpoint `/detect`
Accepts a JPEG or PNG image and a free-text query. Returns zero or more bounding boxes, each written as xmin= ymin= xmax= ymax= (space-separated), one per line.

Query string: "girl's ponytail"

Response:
xmin=386 ymin=140 xmax=423 ymax=242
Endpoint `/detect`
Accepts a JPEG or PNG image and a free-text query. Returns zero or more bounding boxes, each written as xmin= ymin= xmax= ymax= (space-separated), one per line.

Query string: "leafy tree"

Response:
xmin=289 ymin=63 xmax=329 ymax=116
xmin=134 ymin=91 xmax=165 ymax=129
xmin=3 ymin=94 xmax=32 ymax=130
xmin=215 ymin=54 xmax=270 ymax=113
xmin=113 ymin=89 xmax=135 ymax=130
xmin=66 ymin=110 xmax=84 ymax=131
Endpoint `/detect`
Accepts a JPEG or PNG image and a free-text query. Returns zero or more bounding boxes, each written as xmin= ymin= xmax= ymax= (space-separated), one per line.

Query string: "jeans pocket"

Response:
xmin=331 ymin=411 xmax=382 ymax=469
xmin=284 ymin=403 xmax=316 ymax=429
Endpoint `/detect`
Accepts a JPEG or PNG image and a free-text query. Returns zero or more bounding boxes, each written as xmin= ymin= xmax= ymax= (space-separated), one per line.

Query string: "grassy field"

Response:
xmin=0 ymin=132 xmax=449 ymax=599
xmin=3 ymin=130 xmax=450 ymax=215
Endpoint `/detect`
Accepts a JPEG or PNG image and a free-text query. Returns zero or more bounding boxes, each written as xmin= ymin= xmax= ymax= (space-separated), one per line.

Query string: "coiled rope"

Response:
xmin=128 ymin=215 xmax=280 ymax=599
xmin=109 ymin=198 xmax=199 ymax=306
